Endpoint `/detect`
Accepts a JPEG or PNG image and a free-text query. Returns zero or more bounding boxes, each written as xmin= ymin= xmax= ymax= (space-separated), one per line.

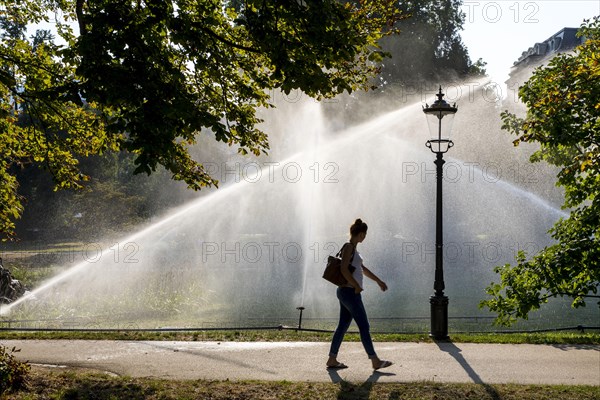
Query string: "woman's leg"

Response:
xmin=328 ymin=288 xmax=353 ymax=359
xmin=342 ymin=294 xmax=392 ymax=369
xmin=337 ymin=289 xmax=377 ymax=359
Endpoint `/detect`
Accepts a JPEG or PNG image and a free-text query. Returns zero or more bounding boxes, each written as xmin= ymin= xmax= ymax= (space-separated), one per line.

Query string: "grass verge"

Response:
xmin=2 ymin=368 xmax=599 ymax=400
xmin=0 ymin=329 xmax=598 ymax=344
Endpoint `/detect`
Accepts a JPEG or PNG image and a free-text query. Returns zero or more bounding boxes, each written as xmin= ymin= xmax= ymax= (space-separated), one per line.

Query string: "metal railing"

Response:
xmin=0 ymin=316 xmax=598 ymax=335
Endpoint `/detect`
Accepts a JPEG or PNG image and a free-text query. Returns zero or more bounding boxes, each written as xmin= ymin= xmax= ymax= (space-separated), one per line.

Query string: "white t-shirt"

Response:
xmin=350 ymin=249 xmax=364 ymax=289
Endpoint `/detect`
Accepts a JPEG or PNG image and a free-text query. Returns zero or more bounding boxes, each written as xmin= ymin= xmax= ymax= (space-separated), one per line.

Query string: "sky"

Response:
xmin=459 ymin=0 xmax=600 ymax=84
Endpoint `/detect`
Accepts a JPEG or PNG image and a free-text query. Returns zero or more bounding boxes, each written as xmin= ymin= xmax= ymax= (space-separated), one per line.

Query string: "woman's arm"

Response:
xmin=340 ymin=244 xmax=361 ymax=292
xmin=362 ymin=265 xmax=388 ymax=292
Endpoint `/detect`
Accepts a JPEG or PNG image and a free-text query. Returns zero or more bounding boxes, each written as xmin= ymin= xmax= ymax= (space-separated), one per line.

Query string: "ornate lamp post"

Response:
xmin=422 ymin=87 xmax=457 ymax=340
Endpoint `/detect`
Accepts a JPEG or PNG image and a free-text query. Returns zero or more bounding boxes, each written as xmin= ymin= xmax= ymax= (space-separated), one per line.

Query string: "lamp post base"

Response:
xmin=429 ymin=294 xmax=449 ymax=340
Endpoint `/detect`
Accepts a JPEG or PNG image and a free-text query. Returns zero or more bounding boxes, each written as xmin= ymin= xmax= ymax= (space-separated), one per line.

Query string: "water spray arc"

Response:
xmin=2 ymin=86 xmax=595 ymax=332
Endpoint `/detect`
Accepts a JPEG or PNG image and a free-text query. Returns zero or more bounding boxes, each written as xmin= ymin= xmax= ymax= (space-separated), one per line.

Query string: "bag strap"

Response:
xmin=336 ymin=242 xmax=356 ymax=260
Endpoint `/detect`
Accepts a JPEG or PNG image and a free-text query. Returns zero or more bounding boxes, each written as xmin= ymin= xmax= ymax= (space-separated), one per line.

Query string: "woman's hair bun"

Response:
xmin=350 ymin=218 xmax=368 ymax=236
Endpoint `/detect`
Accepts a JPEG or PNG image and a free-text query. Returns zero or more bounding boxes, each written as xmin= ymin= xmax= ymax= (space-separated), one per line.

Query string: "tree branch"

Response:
xmin=539 ymin=291 xmax=600 ymax=303
xmin=76 ymin=0 xmax=87 ymax=35
xmin=198 ymin=26 xmax=260 ymax=54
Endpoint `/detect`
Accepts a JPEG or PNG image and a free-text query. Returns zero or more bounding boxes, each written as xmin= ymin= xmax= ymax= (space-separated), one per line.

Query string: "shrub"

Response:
xmin=0 ymin=345 xmax=30 ymax=393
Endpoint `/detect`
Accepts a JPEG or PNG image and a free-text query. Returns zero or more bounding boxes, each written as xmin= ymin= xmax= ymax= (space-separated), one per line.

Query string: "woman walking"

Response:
xmin=326 ymin=218 xmax=393 ymax=370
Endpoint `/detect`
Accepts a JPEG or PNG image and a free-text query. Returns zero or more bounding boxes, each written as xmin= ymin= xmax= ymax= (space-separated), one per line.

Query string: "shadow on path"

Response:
xmin=137 ymin=341 xmax=277 ymax=376
xmin=435 ymin=340 xmax=501 ymax=400
xmin=328 ymin=369 xmax=398 ymax=399
xmin=552 ymin=344 xmax=600 ymax=352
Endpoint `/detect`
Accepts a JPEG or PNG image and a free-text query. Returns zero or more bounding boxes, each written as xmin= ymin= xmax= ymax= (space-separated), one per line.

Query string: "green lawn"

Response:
xmin=0 ymin=329 xmax=598 ymax=344
xmin=2 ymin=368 xmax=599 ymax=400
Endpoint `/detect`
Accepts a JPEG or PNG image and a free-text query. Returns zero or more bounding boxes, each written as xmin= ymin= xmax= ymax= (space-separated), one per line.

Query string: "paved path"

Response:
xmin=3 ymin=340 xmax=599 ymax=385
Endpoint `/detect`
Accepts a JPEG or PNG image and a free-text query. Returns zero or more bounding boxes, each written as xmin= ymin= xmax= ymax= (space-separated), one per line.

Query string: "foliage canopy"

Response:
xmin=0 ymin=0 xmax=402 ymax=239
xmin=379 ymin=0 xmax=486 ymax=82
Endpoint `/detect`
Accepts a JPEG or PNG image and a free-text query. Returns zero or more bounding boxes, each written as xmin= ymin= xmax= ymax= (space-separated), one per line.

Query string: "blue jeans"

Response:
xmin=329 ymin=287 xmax=377 ymax=359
